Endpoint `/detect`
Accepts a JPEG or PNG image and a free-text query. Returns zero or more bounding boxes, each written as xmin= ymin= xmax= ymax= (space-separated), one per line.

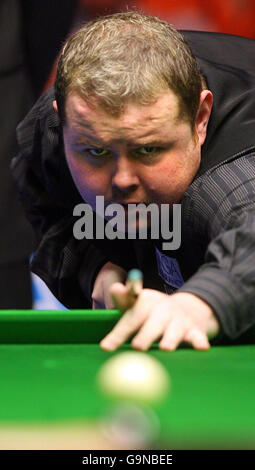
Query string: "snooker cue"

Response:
xmin=126 ymin=269 xmax=143 ymax=300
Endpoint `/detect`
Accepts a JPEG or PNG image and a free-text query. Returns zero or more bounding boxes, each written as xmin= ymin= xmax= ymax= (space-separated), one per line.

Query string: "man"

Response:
xmin=12 ymin=12 xmax=255 ymax=351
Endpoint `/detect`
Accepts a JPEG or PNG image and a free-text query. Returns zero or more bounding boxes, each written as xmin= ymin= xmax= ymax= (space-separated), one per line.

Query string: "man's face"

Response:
xmin=63 ymin=90 xmax=203 ymax=214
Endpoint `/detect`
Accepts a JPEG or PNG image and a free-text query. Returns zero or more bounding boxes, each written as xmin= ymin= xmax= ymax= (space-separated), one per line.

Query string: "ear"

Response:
xmin=53 ymin=100 xmax=58 ymax=114
xmin=195 ymin=90 xmax=213 ymax=146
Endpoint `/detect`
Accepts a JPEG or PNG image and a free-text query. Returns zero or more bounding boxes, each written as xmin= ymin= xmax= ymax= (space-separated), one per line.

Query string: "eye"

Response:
xmin=136 ymin=146 xmax=160 ymax=155
xmin=87 ymin=148 xmax=109 ymax=157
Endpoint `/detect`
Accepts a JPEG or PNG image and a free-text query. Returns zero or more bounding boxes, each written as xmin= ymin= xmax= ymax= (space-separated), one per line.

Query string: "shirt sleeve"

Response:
xmin=11 ymin=90 xmax=109 ymax=308
xmin=177 ymin=155 xmax=255 ymax=341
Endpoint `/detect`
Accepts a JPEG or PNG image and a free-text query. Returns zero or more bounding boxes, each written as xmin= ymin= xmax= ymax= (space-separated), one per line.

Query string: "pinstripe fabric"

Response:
xmin=11 ymin=31 xmax=255 ymax=342
xmin=177 ymin=151 xmax=255 ymax=339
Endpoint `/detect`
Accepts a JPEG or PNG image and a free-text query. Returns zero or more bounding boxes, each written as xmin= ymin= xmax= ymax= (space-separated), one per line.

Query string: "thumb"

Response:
xmin=109 ymin=282 xmax=136 ymax=312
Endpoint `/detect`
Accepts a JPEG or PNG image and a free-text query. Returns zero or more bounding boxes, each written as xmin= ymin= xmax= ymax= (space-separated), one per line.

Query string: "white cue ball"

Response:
xmin=97 ymin=351 xmax=170 ymax=404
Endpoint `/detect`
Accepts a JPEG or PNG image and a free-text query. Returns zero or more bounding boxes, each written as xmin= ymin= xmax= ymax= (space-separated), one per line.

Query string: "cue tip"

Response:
xmin=127 ymin=269 xmax=143 ymax=297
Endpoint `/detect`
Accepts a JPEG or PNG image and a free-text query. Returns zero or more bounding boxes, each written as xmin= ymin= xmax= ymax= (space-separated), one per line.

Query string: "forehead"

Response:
xmin=64 ymin=91 xmax=181 ymax=139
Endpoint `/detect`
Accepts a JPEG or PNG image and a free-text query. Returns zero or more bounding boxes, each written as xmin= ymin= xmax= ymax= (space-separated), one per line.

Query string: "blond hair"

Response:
xmin=55 ymin=12 xmax=202 ymax=126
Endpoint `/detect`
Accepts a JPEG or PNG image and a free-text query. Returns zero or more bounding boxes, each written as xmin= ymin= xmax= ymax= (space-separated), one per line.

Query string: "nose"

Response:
xmin=111 ymin=154 xmax=139 ymax=195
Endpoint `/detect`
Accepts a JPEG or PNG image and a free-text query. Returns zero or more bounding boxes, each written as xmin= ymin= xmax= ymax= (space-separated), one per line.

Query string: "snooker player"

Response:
xmin=12 ymin=12 xmax=255 ymax=351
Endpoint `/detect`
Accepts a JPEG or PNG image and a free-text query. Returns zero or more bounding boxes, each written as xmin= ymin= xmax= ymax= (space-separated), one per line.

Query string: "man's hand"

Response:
xmin=92 ymin=261 xmax=127 ymax=309
xmin=100 ymin=287 xmax=220 ymax=351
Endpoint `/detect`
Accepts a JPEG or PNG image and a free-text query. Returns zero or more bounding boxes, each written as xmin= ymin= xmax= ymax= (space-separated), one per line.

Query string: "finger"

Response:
xmin=104 ymin=296 xmax=116 ymax=310
xmin=109 ymin=282 xmax=135 ymax=311
xmin=131 ymin=310 xmax=170 ymax=351
xmin=92 ymin=299 xmax=104 ymax=310
xmin=159 ymin=319 xmax=186 ymax=351
xmin=104 ymin=283 xmax=120 ymax=310
xmin=183 ymin=327 xmax=210 ymax=350
xmin=100 ymin=305 xmax=147 ymax=351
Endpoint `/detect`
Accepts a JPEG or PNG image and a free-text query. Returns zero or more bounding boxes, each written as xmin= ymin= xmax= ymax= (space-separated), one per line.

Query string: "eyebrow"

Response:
xmin=71 ymin=125 xmax=103 ymax=145
xmin=74 ymin=136 xmax=105 ymax=147
xmin=74 ymin=137 xmax=172 ymax=147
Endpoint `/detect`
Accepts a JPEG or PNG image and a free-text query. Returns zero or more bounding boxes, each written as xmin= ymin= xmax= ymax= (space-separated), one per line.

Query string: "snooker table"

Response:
xmin=0 ymin=309 xmax=255 ymax=450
